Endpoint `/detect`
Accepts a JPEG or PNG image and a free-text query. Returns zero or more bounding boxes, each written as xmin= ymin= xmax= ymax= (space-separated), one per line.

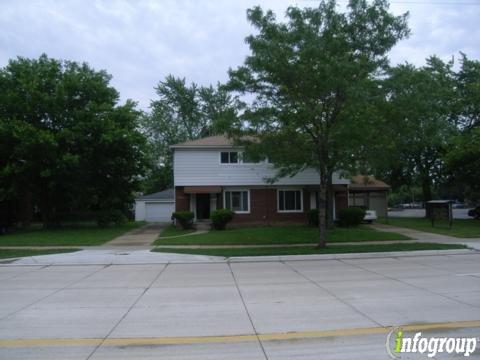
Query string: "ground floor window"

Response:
xmin=224 ymin=190 xmax=249 ymax=213
xmin=278 ymin=189 xmax=303 ymax=212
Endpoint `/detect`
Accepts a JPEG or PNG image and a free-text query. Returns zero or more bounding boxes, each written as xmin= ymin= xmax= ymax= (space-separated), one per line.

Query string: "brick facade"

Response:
xmin=175 ymin=186 xmax=349 ymax=226
xmin=175 ymin=187 xmax=190 ymax=212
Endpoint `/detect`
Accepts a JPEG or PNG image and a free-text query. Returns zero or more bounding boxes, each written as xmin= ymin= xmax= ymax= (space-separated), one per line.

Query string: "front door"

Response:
xmin=196 ymin=194 xmax=211 ymax=220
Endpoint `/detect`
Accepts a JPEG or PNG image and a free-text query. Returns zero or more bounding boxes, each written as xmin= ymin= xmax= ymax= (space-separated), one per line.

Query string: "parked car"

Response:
xmin=363 ymin=210 xmax=378 ymax=223
xmin=468 ymin=207 xmax=480 ymax=219
xmin=351 ymin=206 xmax=378 ymax=223
xmin=452 ymin=202 xmax=466 ymax=209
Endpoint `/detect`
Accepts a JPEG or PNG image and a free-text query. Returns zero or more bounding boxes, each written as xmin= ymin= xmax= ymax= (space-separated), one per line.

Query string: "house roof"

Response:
xmin=349 ymin=175 xmax=390 ymax=191
xmin=171 ymin=135 xmax=235 ymax=148
xmin=171 ymin=134 xmax=257 ymax=148
xmin=136 ymin=188 xmax=174 ymax=201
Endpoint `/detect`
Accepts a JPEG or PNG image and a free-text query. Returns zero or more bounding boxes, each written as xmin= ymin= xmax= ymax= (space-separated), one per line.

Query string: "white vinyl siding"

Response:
xmin=224 ymin=190 xmax=250 ymax=213
xmin=278 ymin=189 xmax=303 ymax=213
xmin=174 ymin=149 xmax=349 ymax=186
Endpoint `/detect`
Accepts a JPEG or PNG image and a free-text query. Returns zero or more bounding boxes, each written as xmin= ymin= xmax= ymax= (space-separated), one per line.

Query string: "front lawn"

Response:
xmin=0 ymin=248 xmax=80 ymax=259
xmin=379 ymin=218 xmax=480 ymax=238
xmin=0 ymin=222 xmax=144 ymax=247
xmin=154 ymin=225 xmax=410 ymax=246
xmin=159 ymin=224 xmax=196 ymax=238
xmin=152 ymin=243 xmax=466 ymax=257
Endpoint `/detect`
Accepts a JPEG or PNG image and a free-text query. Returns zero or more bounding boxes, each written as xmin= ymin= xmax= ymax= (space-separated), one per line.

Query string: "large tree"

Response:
xmin=456 ymin=54 xmax=480 ymax=129
xmin=226 ymin=0 xmax=409 ymax=247
xmin=0 ymin=54 xmax=147 ymax=228
xmin=377 ymin=57 xmax=457 ymax=204
xmin=444 ymin=55 xmax=480 ymax=203
xmin=142 ymin=75 xmax=241 ymax=193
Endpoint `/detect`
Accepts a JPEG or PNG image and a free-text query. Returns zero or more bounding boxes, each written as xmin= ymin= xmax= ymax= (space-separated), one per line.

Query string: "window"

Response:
xmin=220 ymin=151 xmax=239 ymax=164
xmin=224 ymin=190 xmax=249 ymax=213
xmin=240 ymin=153 xmax=261 ymax=164
xmin=278 ymin=190 xmax=303 ymax=212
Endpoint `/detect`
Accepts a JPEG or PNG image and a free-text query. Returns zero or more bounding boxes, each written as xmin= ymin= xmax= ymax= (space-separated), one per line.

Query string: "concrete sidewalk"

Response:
xmin=370 ymin=223 xmax=480 ymax=250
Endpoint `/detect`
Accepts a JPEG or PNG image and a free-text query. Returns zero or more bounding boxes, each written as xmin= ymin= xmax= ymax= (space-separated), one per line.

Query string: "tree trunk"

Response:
xmin=317 ymin=170 xmax=328 ymax=248
xmin=326 ymin=171 xmax=334 ymax=229
xmin=39 ymin=186 xmax=60 ymax=229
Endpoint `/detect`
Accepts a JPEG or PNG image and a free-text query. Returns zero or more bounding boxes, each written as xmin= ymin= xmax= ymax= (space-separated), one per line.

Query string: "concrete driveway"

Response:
xmin=1 ymin=253 xmax=480 ymax=359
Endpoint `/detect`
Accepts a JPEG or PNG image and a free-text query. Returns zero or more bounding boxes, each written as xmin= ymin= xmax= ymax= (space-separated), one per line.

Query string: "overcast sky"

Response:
xmin=1 ymin=0 xmax=479 ymax=111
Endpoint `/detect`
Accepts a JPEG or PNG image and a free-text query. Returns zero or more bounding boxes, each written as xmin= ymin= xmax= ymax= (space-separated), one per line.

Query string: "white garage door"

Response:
xmin=145 ymin=202 xmax=175 ymax=222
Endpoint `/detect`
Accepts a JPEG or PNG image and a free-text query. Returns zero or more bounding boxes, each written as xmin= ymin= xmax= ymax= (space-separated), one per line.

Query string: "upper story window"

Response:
xmin=220 ymin=151 xmax=261 ymax=164
xmin=220 ymin=151 xmax=239 ymax=164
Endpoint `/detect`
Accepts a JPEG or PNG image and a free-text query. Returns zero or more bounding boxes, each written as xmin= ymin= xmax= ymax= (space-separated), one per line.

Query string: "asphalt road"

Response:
xmin=1 ymin=254 xmax=480 ymax=359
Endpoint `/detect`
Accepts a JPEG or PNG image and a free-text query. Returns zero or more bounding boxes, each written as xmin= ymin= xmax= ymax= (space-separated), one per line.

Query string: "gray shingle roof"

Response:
xmin=136 ymin=188 xmax=174 ymax=201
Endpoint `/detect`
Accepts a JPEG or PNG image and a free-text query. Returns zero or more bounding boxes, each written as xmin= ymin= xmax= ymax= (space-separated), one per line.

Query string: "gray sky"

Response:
xmin=1 ymin=0 xmax=479 ymax=110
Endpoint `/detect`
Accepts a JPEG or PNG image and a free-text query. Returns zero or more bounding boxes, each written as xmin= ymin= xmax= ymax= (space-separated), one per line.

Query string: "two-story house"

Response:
xmin=170 ymin=134 xmax=389 ymax=226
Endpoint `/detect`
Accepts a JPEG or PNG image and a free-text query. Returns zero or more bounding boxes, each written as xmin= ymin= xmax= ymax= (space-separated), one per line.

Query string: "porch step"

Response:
xmin=194 ymin=221 xmax=212 ymax=231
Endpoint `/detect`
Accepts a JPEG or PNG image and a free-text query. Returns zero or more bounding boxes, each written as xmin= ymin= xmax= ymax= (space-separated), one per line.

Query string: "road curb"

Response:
xmin=227 ymin=248 xmax=478 ymax=263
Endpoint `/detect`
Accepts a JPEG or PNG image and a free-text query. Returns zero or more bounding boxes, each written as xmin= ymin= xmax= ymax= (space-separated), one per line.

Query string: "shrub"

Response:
xmin=210 ymin=209 xmax=235 ymax=230
xmin=96 ymin=209 xmax=127 ymax=227
xmin=308 ymin=209 xmax=319 ymax=227
xmin=338 ymin=207 xmax=366 ymax=227
xmin=172 ymin=211 xmax=194 ymax=229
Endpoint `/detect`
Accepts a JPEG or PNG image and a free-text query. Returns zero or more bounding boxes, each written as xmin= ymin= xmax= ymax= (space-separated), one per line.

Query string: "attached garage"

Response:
xmin=135 ymin=189 xmax=175 ymax=223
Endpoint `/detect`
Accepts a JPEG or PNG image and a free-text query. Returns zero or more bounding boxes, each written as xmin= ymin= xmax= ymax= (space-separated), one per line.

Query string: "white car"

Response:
xmin=363 ymin=210 xmax=377 ymax=223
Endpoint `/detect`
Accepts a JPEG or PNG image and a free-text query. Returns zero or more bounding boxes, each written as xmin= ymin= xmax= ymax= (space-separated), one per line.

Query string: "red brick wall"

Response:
xmin=226 ymin=188 xmax=310 ymax=226
xmin=175 ymin=187 xmax=190 ymax=212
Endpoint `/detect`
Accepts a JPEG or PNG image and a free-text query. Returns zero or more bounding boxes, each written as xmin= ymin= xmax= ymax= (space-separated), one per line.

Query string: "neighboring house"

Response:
xmin=135 ymin=189 xmax=175 ymax=222
xmin=349 ymin=175 xmax=390 ymax=217
xmin=170 ymin=135 xmax=390 ymax=225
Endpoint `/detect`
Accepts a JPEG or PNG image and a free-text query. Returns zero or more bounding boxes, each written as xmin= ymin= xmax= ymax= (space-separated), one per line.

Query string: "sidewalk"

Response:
xmin=370 ymin=223 xmax=480 ymax=250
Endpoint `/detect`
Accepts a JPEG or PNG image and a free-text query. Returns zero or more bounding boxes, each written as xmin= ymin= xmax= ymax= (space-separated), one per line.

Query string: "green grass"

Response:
xmin=154 ymin=225 xmax=410 ymax=246
xmin=0 ymin=222 xmax=145 ymax=247
xmin=159 ymin=224 xmax=196 ymax=238
xmin=379 ymin=217 xmax=480 ymax=238
xmin=0 ymin=248 xmax=80 ymax=259
xmin=152 ymin=243 xmax=466 ymax=257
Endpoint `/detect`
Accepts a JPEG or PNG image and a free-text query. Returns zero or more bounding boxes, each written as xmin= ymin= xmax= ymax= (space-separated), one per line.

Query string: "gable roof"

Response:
xmin=349 ymin=175 xmax=390 ymax=191
xmin=171 ymin=135 xmax=234 ymax=148
xmin=136 ymin=188 xmax=174 ymax=201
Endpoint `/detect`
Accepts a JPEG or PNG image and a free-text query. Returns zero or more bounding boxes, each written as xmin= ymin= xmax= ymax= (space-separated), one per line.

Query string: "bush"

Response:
xmin=308 ymin=209 xmax=319 ymax=227
xmin=96 ymin=209 xmax=127 ymax=227
xmin=338 ymin=207 xmax=366 ymax=227
xmin=210 ymin=209 xmax=235 ymax=230
xmin=172 ymin=211 xmax=194 ymax=229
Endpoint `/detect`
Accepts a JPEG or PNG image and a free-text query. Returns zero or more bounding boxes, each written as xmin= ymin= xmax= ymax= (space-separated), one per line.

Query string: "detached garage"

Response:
xmin=135 ymin=189 xmax=175 ymax=222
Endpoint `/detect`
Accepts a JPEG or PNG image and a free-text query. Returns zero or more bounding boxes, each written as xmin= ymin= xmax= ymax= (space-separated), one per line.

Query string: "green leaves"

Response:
xmin=141 ymin=76 xmax=241 ymax=192
xmin=227 ymin=1 xmax=409 ymax=175
xmin=0 ymin=54 xmax=147 ymax=226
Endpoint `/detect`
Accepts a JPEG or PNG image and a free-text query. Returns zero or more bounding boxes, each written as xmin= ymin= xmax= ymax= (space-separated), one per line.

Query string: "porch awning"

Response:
xmin=184 ymin=186 xmax=222 ymax=194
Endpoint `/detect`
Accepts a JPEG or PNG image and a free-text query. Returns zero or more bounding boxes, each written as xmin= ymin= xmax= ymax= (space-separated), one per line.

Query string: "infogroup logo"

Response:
xmin=386 ymin=328 xmax=478 ymax=358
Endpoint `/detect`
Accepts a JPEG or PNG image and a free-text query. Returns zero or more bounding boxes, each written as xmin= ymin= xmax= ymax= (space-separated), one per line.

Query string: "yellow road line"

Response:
xmin=1 ymin=320 xmax=479 ymax=348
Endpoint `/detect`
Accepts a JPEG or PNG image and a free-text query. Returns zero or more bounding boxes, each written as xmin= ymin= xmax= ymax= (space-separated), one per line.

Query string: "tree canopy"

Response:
xmin=0 ymin=54 xmax=147 ymax=228
xmin=141 ymin=75 xmax=241 ymax=193
xmin=227 ymin=0 xmax=409 ymax=246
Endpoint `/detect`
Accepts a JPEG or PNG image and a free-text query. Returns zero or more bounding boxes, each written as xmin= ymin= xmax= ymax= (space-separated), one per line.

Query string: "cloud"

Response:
xmin=0 ymin=0 xmax=479 ymax=110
